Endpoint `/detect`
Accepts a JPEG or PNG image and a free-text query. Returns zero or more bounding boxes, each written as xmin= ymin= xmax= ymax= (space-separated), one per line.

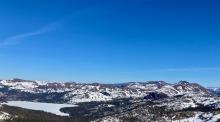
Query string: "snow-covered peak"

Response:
xmin=0 ymin=79 xmax=38 ymax=90
xmin=34 ymin=80 xmax=48 ymax=86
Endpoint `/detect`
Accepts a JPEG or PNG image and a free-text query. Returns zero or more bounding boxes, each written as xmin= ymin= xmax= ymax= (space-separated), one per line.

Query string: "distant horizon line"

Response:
xmin=0 ymin=77 xmax=211 ymax=86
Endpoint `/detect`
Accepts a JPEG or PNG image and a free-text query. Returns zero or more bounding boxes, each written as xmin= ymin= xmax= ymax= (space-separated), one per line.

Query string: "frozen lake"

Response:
xmin=3 ymin=101 xmax=77 ymax=116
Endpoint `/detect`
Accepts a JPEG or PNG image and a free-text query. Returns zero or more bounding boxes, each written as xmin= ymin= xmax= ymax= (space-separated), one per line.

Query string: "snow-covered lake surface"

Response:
xmin=3 ymin=101 xmax=77 ymax=116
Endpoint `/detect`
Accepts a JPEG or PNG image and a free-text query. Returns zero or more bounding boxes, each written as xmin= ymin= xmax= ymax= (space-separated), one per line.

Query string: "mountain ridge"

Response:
xmin=0 ymin=78 xmax=215 ymax=103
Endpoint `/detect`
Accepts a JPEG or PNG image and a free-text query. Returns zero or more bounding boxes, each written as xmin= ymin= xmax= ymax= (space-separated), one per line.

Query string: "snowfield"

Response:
xmin=2 ymin=101 xmax=77 ymax=116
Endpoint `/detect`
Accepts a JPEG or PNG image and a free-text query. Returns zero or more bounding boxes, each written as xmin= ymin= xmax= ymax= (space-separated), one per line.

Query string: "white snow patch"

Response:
xmin=2 ymin=101 xmax=77 ymax=116
xmin=0 ymin=111 xmax=10 ymax=120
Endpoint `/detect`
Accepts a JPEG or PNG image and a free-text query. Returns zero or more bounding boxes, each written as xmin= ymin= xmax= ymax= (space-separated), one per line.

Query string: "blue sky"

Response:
xmin=0 ymin=0 xmax=220 ymax=86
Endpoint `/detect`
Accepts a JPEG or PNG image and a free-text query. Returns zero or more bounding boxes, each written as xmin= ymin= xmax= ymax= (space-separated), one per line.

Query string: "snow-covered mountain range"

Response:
xmin=1 ymin=78 xmax=220 ymax=122
xmin=0 ymin=78 xmax=215 ymax=103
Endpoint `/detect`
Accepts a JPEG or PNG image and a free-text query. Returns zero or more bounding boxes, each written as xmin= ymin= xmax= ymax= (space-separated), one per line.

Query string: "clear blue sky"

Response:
xmin=0 ymin=0 xmax=219 ymax=86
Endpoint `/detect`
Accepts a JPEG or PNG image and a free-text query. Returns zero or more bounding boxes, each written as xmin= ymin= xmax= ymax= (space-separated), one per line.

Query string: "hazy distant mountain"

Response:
xmin=208 ymin=87 xmax=220 ymax=96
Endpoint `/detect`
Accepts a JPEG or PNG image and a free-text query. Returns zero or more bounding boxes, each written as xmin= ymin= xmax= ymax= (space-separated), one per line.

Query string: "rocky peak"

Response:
xmin=147 ymin=81 xmax=167 ymax=85
xmin=178 ymin=81 xmax=190 ymax=85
